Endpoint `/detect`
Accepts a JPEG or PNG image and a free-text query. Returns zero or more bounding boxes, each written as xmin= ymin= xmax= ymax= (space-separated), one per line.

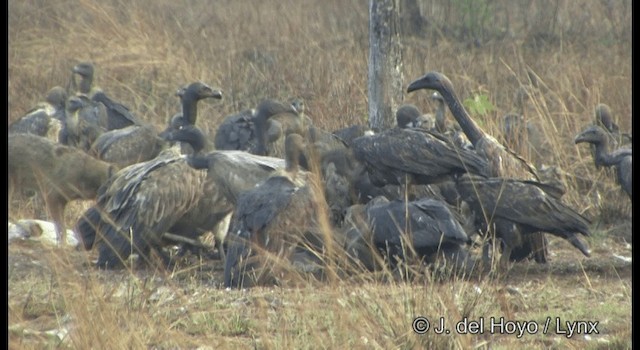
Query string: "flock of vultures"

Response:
xmin=8 ymin=63 xmax=632 ymax=288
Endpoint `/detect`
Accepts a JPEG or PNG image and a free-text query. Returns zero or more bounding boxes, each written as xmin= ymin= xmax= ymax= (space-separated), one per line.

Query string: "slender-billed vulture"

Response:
xmin=253 ymin=99 xmax=308 ymax=157
xmin=9 ymin=86 xmax=68 ymax=143
xmin=224 ymin=134 xmax=327 ymax=288
xmin=64 ymin=95 xmax=109 ymax=151
xmin=454 ymin=175 xmax=591 ymax=266
xmin=407 ymin=71 xmax=563 ymax=266
xmin=575 ymin=125 xmax=632 ymax=200
xmin=90 ymin=82 xmax=222 ymax=167
xmin=77 ymin=124 xmax=287 ymax=268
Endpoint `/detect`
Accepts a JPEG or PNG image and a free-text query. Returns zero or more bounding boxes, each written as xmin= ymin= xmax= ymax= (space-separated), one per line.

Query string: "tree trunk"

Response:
xmin=368 ymin=0 xmax=404 ymax=130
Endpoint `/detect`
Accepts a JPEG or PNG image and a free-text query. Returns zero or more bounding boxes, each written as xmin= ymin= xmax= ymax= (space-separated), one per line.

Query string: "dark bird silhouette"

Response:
xmin=407 ymin=71 xmax=558 ymax=266
xmin=332 ymin=124 xmax=375 ymax=146
xmin=213 ymin=108 xmax=257 ymax=151
xmin=174 ymin=82 xmax=223 ymax=126
xmin=88 ymin=147 xmax=210 ymax=269
xmin=224 ymin=134 xmax=327 ymax=288
xmin=71 ymin=62 xmax=97 ymax=96
xmin=454 ymin=175 xmax=592 ymax=264
xmin=350 ymin=123 xmax=490 ymax=190
xmin=395 ymin=104 xmax=424 ymax=129
xmin=90 ymin=82 xmax=221 ymax=168
xmin=71 ymin=62 xmax=146 ymax=130
xmin=341 ymin=196 xmax=473 ymax=274
xmin=91 ymin=91 xmax=142 ymax=130
xmin=9 ymin=86 xmax=68 ymax=143
xmin=575 ymin=125 xmax=632 ymax=200
xmin=65 ymin=95 xmax=109 ymax=151
xmin=588 ymin=104 xmax=631 ymax=169
xmin=9 ymin=133 xmax=116 ymax=245
xmin=253 ymin=99 xmax=308 ymax=157
xmin=594 ymin=103 xmax=619 ymax=134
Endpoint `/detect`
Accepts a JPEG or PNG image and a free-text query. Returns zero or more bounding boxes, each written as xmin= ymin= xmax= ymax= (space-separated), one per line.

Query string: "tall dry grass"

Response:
xmin=9 ymin=0 xmax=631 ymax=348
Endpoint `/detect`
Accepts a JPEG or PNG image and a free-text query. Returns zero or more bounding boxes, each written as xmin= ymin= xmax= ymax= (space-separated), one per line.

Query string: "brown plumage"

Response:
xmin=78 ymin=124 xmax=287 ymax=268
xmin=253 ymin=99 xmax=309 ymax=157
xmin=89 ymin=82 xmax=222 ymax=168
xmin=407 ymin=71 xmax=559 ymax=267
xmin=9 ymin=133 xmax=116 ymax=245
xmin=65 ymin=95 xmax=109 ymax=151
xmin=224 ymin=134 xmax=327 ymax=288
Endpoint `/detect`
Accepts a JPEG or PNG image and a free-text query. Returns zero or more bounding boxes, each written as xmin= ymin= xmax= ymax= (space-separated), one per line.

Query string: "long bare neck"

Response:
xmin=182 ymin=96 xmax=199 ymax=125
xmin=592 ymin=140 xmax=614 ymax=167
xmin=438 ymin=84 xmax=484 ymax=146
xmin=79 ymin=76 xmax=93 ymax=95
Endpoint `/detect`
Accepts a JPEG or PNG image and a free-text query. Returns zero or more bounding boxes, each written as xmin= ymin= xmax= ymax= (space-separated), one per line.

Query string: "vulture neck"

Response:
xmin=591 ymin=140 xmax=616 ymax=167
xmin=439 ymin=85 xmax=484 ymax=147
xmin=78 ymin=75 xmax=93 ymax=95
xmin=254 ymin=114 xmax=270 ymax=156
xmin=182 ymin=95 xmax=200 ymax=125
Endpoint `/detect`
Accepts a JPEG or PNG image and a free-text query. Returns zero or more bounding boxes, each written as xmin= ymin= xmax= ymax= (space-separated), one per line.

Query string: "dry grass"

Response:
xmin=8 ymin=0 xmax=631 ymax=349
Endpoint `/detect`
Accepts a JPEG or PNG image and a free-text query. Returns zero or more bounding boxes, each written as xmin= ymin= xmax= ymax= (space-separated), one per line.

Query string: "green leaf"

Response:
xmin=463 ymin=93 xmax=495 ymax=116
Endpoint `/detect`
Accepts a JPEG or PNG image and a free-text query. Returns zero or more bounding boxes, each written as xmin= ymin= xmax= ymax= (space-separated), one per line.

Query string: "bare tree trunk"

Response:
xmin=368 ymin=0 xmax=404 ymax=130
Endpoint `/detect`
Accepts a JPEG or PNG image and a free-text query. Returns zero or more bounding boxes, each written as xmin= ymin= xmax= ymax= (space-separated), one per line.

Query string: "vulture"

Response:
xmin=78 ymin=125 xmax=286 ymax=268
xmin=395 ymin=104 xmax=425 ymax=129
xmin=9 ymin=133 xmax=115 ymax=245
xmin=89 ymin=82 xmax=222 ymax=168
xmin=407 ymin=71 xmax=563 ymax=266
xmin=332 ymin=124 xmax=374 ymax=146
xmin=71 ymin=62 xmax=142 ymax=130
xmin=575 ymin=125 xmax=632 ymax=200
xmin=589 ymin=104 xmax=632 ymax=169
xmin=64 ymin=95 xmax=109 ymax=151
xmin=224 ymin=134 xmax=328 ymax=288
xmin=213 ymin=108 xmax=257 ymax=151
xmin=253 ymin=99 xmax=309 ymax=157
xmin=341 ymin=196 xmax=474 ymax=274
xmin=454 ymin=175 xmax=592 ymax=266
xmin=350 ymin=119 xmax=490 ymax=190
xmin=70 ymin=62 xmax=98 ymax=96
xmin=9 ymin=86 xmax=68 ymax=143
xmin=213 ymin=98 xmax=311 ymax=153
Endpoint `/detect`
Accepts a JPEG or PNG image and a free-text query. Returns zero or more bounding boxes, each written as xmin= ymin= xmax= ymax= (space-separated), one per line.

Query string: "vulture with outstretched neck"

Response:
xmin=407 ymin=71 xmax=563 ymax=267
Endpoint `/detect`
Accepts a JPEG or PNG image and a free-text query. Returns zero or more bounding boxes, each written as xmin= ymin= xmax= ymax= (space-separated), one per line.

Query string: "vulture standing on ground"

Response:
xmin=9 ymin=86 xmax=68 ymax=143
xmin=71 ymin=62 xmax=141 ymax=130
xmin=77 ymin=124 xmax=287 ymax=268
xmin=89 ymin=82 xmax=222 ymax=168
xmin=407 ymin=71 xmax=564 ymax=267
xmin=575 ymin=125 xmax=632 ymax=200
xmin=224 ymin=134 xmax=327 ymax=289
